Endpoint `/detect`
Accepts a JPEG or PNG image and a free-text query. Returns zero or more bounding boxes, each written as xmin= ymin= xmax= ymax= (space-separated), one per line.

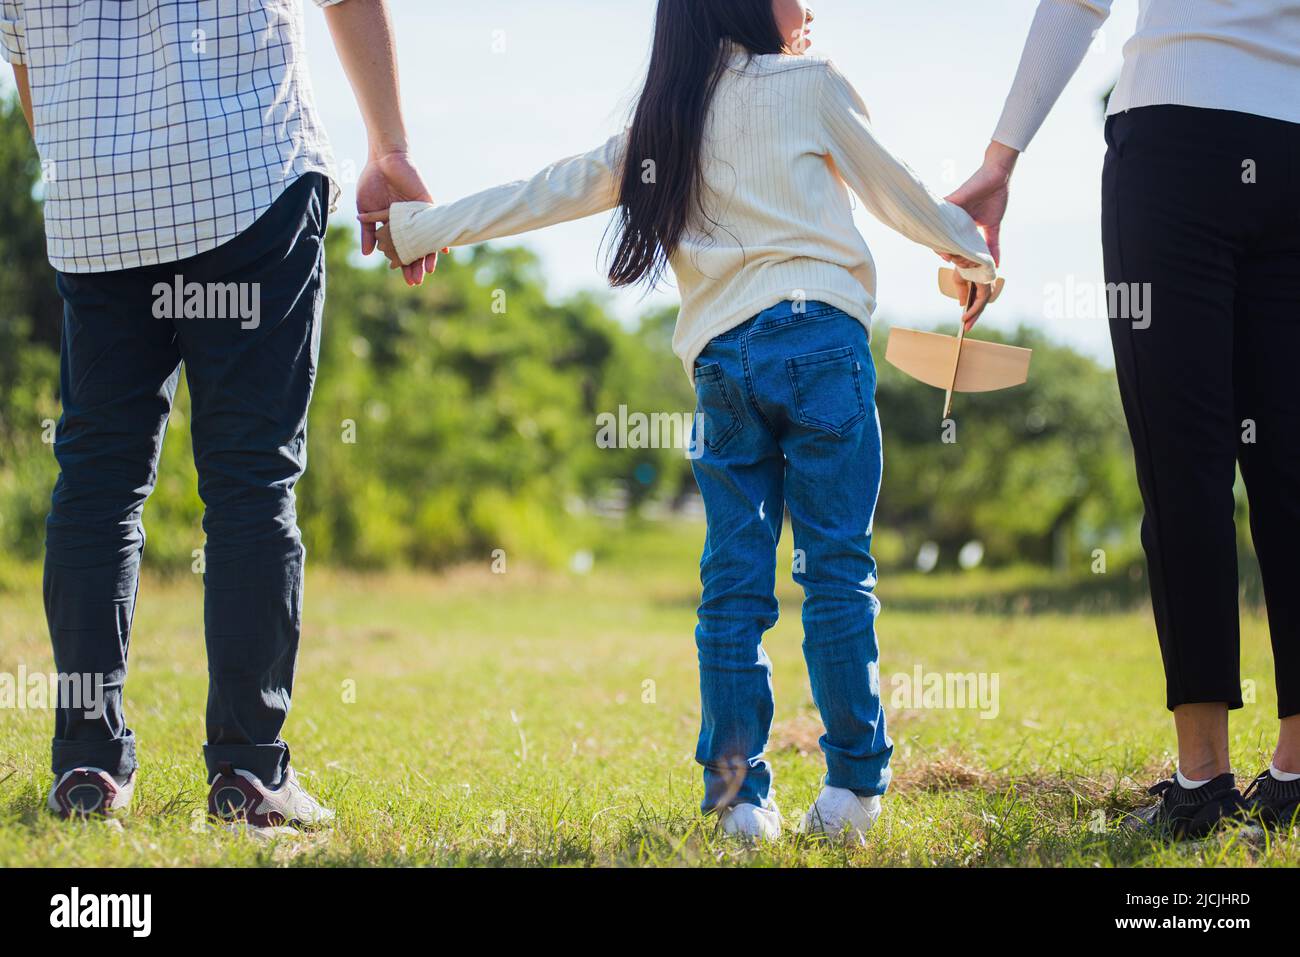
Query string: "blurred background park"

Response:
xmin=2 ymin=1 xmax=1289 ymax=868
xmin=0 ymin=0 xmax=1170 ymax=582
xmin=0 ymin=0 xmax=1271 ymax=595
xmin=0 ymin=64 xmax=1152 ymax=587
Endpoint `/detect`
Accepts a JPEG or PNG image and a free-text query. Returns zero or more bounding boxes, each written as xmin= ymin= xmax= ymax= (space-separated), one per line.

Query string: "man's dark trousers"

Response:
xmin=45 ymin=173 xmax=328 ymax=787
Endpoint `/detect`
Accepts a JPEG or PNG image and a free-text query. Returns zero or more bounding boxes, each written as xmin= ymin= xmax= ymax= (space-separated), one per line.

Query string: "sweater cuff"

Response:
xmin=990 ymin=124 xmax=1033 ymax=155
xmin=956 ymin=261 xmax=998 ymax=285
xmin=388 ymin=202 xmax=438 ymax=266
xmin=991 ymin=102 xmax=1039 ymax=154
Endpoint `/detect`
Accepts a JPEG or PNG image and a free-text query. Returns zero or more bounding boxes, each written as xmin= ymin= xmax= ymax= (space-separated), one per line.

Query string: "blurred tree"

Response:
xmin=0 ymin=91 xmax=61 ymax=350
xmin=0 ymin=93 xmax=60 ymax=558
xmin=872 ymin=324 xmax=1143 ymax=572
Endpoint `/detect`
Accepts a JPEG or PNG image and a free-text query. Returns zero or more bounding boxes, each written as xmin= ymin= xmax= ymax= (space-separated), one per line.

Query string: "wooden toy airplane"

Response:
xmin=885 ymin=267 xmax=1032 ymax=421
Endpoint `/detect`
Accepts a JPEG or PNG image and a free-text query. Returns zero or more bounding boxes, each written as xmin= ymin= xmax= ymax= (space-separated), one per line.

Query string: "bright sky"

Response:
xmin=9 ymin=0 xmax=1139 ymax=362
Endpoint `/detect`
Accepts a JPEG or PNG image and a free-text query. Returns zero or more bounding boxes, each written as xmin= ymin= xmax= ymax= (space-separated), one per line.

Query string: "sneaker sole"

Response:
xmin=216 ymin=820 xmax=306 ymax=840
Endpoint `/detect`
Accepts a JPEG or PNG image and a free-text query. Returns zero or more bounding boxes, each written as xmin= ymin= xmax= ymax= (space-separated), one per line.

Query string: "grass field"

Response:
xmin=1 ymin=522 xmax=1293 ymax=867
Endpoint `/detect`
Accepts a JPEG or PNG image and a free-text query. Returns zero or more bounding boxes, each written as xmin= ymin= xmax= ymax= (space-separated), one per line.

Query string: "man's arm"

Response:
xmin=321 ymin=0 xmax=437 ymax=286
xmin=12 ymin=63 xmax=32 ymax=132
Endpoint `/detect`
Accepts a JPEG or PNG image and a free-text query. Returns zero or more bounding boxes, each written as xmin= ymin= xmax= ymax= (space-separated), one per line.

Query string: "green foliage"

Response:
xmin=296 ymin=237 xmax=691 ymax=569
xmin=0 ymin=316 xmax=59 ymax=559
xmin=872 ymin=323 xmax=1144 ymax=572
xmin=0 ymin=92 xmax=61 ymax=559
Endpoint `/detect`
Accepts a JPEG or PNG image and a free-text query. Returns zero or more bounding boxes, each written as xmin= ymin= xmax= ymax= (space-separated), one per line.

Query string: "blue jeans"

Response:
xmin=45 ymin=174 xmax=327 ymax=787
xmin=691 ymin=301 xmax=892 ymax=811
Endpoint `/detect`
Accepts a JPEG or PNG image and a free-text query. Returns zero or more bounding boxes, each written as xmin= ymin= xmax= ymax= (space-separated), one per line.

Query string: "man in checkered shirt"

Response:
xmin=2 ymin=0 xmax=437 ymax=826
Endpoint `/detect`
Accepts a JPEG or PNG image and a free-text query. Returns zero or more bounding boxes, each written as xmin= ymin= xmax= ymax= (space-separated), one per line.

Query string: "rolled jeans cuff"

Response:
xmin=52 ymin=731 xmax=137 ymax=779
xmin=203 ymin=741 xmax=290 ymax=787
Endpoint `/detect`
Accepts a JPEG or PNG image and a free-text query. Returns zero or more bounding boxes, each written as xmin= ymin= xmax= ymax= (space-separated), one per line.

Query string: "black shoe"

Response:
xmin=1126 ymin=773 xmax=1247 ymax=840
xmin=1242 ymin=770 xmax=1300 ymax=830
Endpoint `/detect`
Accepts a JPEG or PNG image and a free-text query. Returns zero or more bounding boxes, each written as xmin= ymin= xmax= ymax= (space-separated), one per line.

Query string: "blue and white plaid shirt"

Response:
xmin=1 ymin=0 xmax=342 ymax=273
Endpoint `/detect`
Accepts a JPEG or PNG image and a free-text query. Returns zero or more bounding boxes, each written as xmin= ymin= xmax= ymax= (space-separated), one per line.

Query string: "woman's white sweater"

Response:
xmin=388 ymin=46 xmax=996 ymax=378
xmin=994 ymin=0 xmax=1300 ymax=151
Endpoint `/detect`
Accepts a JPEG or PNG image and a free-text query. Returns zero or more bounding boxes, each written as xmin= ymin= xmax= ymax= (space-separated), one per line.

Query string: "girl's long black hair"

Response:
xmin=607 ymin=0 xmax=786 ymax=289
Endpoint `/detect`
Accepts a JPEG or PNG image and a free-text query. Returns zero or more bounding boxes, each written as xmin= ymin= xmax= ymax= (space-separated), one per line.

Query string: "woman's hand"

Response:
xmin=946 ymin=141 xmax=1021 ymax=267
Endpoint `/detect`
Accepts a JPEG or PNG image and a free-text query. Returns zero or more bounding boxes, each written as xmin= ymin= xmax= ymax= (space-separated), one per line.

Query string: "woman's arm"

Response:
xmin=819 ymin=62 xmax=996 ymax=284
xmin=385 ymin=132 xmax=628 ymax=266
xmin=948 ymin=1 xmax=1114 ymax=263
xmin=992 ymin=0 xmax=1116 ymax=152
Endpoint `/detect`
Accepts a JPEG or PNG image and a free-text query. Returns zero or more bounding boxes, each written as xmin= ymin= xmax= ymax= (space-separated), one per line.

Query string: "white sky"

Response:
xmin=11 ymin=0 xmax=1140 ymax=363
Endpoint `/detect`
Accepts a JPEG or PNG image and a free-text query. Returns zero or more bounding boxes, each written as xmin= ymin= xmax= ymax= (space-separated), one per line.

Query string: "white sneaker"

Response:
xmin=207 ymin=764 xmax=335 ymax=832
xmin=803 ymin=786 xmax=881 ymax=845
xmin=47 ymin=768 xmax=135 ymax=818
xmin=718 ymin=802 xmax=782 ymax=843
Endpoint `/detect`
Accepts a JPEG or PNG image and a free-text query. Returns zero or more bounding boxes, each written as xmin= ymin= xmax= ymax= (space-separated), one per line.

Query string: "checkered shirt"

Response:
xmin=1 ymin=0 xmax=342 ymax=273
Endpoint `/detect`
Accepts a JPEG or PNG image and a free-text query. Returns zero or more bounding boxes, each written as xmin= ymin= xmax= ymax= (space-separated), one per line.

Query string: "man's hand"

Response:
xmin=946 ymin=141 xmax=1020 ymax=267
xmin=357 ymin=151 xmax=439 ymax=285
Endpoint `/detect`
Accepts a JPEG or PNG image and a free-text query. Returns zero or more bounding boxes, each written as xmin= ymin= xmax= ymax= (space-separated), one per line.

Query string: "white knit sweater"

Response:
xmin=994 ymin=0 xmax=1300 ymax=151
xmin=388 ymin=46 xmax=996 ymax=378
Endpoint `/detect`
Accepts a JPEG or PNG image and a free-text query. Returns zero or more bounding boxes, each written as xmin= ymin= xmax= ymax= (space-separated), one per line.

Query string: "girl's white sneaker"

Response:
xmin=803 ymin=786 xmax=881 ymax=845
xmin=718 ymin=802 xmax=782 ymax=843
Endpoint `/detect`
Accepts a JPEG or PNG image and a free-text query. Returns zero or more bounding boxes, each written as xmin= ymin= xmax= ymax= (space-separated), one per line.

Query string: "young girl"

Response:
xmin=366 ymin=0 xmax=996 ymax=843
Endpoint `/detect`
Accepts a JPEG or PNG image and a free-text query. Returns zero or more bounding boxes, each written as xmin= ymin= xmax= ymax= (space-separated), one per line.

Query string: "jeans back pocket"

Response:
xmin=694 ymin=362 xmax=742 ymax=453
xmin=786 ymin=347 xmax=866 ymax=435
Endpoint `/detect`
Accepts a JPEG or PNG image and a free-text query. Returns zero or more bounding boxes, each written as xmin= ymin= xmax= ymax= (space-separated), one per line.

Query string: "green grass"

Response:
xmin=1 ymin=522 xmax=1293 ymax=867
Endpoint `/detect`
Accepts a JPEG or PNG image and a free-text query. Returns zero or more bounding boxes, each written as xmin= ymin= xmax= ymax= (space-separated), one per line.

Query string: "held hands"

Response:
xmin=957 ymin=280 xmax=993 ymax=331
xmin=937 ymin=257 xmax=995 ymax=331
xmin=357 ymin=207 xmax=449 ymax=275
xmin=941 ymin=141 xmax=1022 ymax=329
xmin=356 ymin=150 xmax=441 ymax=287
xmin=945 ymin=141 xmax=1020 ymax=269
